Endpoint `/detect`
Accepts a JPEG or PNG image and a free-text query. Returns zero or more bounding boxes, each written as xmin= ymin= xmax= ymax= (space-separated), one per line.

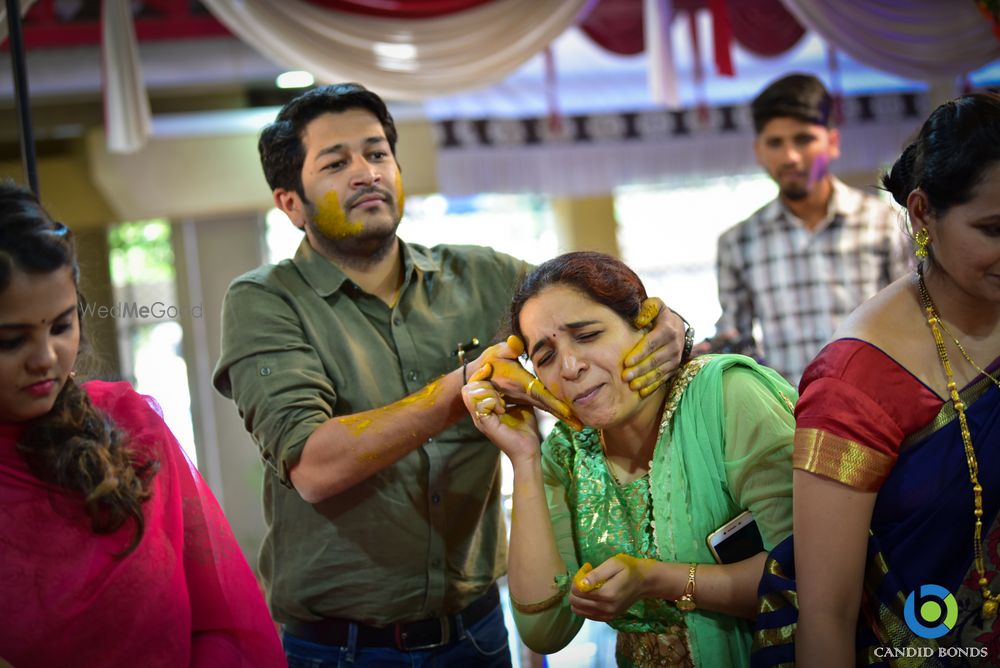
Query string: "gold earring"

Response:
xmin=914 ymin=228 xmax=930 ymax=259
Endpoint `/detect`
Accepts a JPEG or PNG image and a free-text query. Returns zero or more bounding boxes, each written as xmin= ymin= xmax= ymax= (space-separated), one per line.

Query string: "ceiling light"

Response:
xmin=276 ymin=71 xmax=315 ymax=89
xmin=373 ymin=43 xmax=417 ymax=61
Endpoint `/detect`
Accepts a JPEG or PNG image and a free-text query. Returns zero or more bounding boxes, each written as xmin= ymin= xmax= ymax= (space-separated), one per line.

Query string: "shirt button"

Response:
xmin=259 ymin=367 xmax=271 ymax=376
xmin=407 ymin=370 xmax=418 ymax=381
xmin=393 ymin=317 xmax=402 ymax=326
xmin=431 ymin=493 xmax=441 ymax=504
xmin=431 ymin=559 xmax=441 ymax=568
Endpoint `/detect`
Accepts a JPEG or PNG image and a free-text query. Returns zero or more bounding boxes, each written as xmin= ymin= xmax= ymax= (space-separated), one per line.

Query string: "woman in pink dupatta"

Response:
xmin=0 ymin=180 xmax=285 ymax=667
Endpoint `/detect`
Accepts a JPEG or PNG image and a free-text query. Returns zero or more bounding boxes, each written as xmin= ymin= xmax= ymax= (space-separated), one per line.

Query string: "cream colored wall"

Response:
xmin=83 ymin=117 xmax=440 ymax=221
xmin=86 ymin=129 xmax=273 ymax=221
xmin=0 ymin=153 xmax=115 ymax=229
xmin=551 ymin=195 xmax=620 ymax=256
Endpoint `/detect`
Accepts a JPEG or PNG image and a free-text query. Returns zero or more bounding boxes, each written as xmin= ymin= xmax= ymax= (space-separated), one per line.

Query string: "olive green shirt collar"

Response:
xmin=292 ymin=236 xmax=442 ymax=299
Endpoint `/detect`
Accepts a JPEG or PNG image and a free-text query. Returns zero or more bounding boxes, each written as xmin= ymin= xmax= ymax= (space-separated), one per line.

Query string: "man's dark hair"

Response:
xmin=751 ymin=73 xmax=833 ymax=134
xmin=258 ymin=83 xmax=399 ymax=199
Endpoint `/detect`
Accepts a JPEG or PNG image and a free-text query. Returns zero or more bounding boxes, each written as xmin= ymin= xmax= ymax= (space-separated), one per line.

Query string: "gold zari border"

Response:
xmin=793 ymin=429 xmax=894 ymax=492
xmin=902 ymin=372 xmax=996 ymax=450
xmin=509 ymin=573 xmax=571 ymax=614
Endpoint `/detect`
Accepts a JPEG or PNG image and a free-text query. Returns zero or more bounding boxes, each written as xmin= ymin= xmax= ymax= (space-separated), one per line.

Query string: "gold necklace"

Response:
xmin=932 ymin=317 xmax=1000 ymax=390
xmin=598 ymin=430 xmax=648 ymax=486
xmin=916 ymin=271 xmax=1000 ymax=619
xmin=598 ymin=429 xmax=622 ymax=486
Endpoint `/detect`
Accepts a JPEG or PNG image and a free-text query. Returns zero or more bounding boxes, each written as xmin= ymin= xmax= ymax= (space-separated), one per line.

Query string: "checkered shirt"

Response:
xmin=715 ymin=178 xmax=912 ymax=387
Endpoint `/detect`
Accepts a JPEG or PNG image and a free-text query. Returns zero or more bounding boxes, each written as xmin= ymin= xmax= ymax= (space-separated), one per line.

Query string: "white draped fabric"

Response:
xmin=644 ymin=0 xmax=680 ymax=108
xmin=102 ymin=0 xmax=151 ymax=154
xmin=780 ymin=0 xmax=1000 ymax=80
xmin=198 ymin=0 xmax=592 ymax=100
xmin=3 ymin=0 xmax=150 ymax=154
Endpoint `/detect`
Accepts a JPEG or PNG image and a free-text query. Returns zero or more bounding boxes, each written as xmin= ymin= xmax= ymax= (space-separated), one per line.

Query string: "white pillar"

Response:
xmin=172 ymin=213 xmax=268 ymax=568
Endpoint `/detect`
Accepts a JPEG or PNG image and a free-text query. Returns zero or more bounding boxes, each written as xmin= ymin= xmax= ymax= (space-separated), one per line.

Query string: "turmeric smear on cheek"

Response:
xmin=395 ymin=170 xmax=405 ymax=219
xmin=619 ymin=345 xmax=631 ymax=378
xmin=314 ymin=191 xmax=363 ymax=239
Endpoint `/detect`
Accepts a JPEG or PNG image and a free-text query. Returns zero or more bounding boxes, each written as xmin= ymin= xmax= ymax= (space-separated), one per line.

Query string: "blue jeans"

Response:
xmin=282 ymin=606 xmax=511 ymax=668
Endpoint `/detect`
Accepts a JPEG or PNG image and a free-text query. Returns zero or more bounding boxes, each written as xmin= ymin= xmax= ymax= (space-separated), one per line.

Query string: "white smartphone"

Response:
xmin=706 ymin=510 xmax=764 ymax=564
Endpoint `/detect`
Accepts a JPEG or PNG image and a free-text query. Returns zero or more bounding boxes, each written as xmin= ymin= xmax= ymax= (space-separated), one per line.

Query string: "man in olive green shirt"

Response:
xmin=213 ymin=83 xmax=685 ymax=667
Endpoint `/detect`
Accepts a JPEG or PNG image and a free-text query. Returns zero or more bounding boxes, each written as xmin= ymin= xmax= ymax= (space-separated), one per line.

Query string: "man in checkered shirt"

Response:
xmin=702 ymin=73 xmax=912 ymax=386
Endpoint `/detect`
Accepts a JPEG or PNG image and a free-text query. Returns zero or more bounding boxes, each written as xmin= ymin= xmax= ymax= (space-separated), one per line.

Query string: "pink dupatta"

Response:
xmin=0 ymin=381 xmax=285 ymax=667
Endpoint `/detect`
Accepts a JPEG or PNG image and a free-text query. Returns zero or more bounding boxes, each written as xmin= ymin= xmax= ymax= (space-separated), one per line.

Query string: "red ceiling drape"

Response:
xmin=580 ymin=0 xmax=804 ymax=68
xmin=579 ymin=0 xmax=645 ymax=55
xmin=729 ymin=0 xmax=805 ymax=56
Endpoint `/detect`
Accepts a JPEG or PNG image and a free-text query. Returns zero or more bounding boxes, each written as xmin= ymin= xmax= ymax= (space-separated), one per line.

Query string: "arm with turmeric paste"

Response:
xmin=290 ymin=364 xmax=471 ymax=503
xmin=293 ymin=337 xmax=581 ymax=503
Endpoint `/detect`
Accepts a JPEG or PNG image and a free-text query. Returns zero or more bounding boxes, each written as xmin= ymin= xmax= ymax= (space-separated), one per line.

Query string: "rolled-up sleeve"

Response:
xmin=213 ymin=279 xmax=336 ymax=487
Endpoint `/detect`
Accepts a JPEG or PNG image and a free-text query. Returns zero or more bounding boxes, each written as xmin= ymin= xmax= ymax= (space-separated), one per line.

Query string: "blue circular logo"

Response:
xmin=904 ymin=584 xmax=958 ymax=639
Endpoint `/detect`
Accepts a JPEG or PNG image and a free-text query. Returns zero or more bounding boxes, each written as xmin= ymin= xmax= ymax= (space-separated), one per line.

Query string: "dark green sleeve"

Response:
xmin=213 ymin=279 xmax=335 ymax=487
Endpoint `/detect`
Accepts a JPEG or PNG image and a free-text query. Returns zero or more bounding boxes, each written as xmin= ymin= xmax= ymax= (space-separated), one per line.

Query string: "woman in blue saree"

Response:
xmin=754 ymin=92 xmax=1000 ymax=666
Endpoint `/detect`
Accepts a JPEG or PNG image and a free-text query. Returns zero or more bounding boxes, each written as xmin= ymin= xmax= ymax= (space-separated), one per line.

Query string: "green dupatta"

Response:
xmin=650 ymin=354 xmax=797 ymax=667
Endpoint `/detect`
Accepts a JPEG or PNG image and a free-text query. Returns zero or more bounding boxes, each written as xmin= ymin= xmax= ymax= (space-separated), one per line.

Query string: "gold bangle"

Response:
xmin=510 ymin=574 xmax=570 ymax=614
xmin=675 ymin=563 xmax=697 ymax=612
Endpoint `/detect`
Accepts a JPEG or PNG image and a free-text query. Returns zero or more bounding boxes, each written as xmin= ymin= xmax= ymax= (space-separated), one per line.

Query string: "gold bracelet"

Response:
xmin=510 ymin=575 xmax=570 ymax=614
xmin=675 ymin=563 xmax=697 ymax=612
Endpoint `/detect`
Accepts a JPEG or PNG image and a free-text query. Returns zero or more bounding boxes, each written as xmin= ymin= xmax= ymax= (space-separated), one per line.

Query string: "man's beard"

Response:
xmin=780 ymin=184 xmax=809 ymax=201
xmin=304 ymin=196 xmax=400 ymax=269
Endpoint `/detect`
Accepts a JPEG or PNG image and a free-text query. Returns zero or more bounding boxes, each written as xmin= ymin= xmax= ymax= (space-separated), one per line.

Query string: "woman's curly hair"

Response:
xmin=0 ymin=179 xmax=157 ymax=555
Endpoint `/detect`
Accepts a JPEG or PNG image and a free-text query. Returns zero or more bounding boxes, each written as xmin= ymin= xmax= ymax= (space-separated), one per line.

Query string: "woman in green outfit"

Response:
xmin=463 ymin=252 xmax=796 ymax=667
